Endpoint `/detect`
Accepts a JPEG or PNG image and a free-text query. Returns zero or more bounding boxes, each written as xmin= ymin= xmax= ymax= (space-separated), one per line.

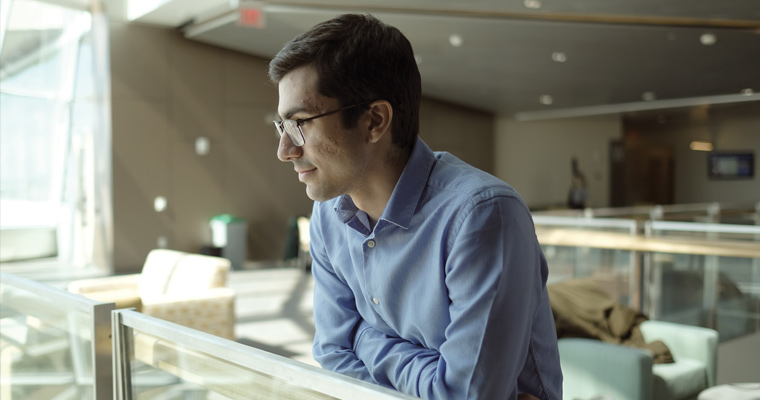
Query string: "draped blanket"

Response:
xmin=548 ymin=279 xmax=674 ymax=364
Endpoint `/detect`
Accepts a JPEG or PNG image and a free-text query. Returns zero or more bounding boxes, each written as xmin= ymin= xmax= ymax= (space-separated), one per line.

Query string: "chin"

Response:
xmin=306 ymin=186 xmax=341 ymax=203
xmin=305 ymin=187 xmax=326 ymax=202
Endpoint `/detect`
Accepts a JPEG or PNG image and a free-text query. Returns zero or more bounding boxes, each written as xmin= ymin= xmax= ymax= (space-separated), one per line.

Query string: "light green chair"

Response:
xmin=558 ymin=320 xmax=718 ymax=400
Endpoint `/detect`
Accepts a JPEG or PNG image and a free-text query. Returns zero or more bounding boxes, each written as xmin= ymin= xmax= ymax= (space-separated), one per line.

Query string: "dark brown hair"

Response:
xmin=268 ymin=14 xmax=421 ymax=151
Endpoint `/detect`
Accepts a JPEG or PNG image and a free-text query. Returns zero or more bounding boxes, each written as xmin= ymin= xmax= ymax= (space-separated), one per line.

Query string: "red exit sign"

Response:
xmin=238 ymin=1 xmax=266 ymax=28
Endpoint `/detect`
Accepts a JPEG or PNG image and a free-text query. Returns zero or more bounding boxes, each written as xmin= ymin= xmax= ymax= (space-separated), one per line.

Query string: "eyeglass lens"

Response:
xmin=274 ymin=120 xmax=304 ymax=146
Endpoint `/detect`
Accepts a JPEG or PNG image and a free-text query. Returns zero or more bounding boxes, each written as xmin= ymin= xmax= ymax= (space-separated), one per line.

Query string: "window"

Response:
xmin=0 ymin=0 xmax=111 ymax=271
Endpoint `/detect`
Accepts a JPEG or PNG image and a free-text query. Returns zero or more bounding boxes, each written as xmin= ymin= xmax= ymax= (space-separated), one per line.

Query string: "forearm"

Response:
xmin=312 ymin=283 xmax=382 ymax=385
xmin=353 ymin=320 xmax=440 ymax=396
xmin=313 ymin=343 xmax=377 ymax=383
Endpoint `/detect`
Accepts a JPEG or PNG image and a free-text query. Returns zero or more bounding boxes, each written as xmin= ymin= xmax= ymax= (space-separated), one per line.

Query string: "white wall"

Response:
xmin=494 ymin=116 xmax=622 ymax=209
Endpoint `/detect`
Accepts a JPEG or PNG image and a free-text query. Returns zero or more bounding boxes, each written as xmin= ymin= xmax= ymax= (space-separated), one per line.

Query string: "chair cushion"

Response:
xmin=653 ymin=358 xmax=708 ymax=400
xmin=138 ymin=249 xmax=185 ymax=298
xmin=163 ymin=254 xmax=230 ymax=296
xmin=141 ymin=288 xmax=236 ymax=340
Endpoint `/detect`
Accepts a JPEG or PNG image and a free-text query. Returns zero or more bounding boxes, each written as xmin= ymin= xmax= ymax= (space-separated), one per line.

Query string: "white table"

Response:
xmin=698 ymin=383 xmax=760 ymax=400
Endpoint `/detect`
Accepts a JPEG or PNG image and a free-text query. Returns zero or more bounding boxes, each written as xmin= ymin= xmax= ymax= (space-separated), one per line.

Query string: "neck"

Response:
xmin=351 ymin=149 xmax=410 ymax=224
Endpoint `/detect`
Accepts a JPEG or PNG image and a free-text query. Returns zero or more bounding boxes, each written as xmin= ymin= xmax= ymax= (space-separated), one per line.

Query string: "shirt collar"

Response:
xmin=333 ymin=137 xmax=435 ymax=230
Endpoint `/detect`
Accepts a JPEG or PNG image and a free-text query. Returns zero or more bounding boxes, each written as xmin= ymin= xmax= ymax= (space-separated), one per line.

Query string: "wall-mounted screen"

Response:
xmin=708 ymin=152 xmax=754 ymax=179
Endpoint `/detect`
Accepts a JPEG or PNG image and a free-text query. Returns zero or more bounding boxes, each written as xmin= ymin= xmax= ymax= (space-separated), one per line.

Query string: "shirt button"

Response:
xmin=372 ymin=297 xmax=379 ymax=304
xmin=367 ymin=240 xmax=376 ymax=248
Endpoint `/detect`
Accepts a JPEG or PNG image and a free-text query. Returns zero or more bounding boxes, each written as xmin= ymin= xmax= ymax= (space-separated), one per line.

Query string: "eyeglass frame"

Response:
xmin=273 ymin=100 xmax=375 ymax=147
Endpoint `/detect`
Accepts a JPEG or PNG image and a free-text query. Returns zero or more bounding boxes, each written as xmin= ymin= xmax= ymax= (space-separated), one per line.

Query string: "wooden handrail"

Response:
xmin=536 ymin=228 xmax=760 ymax=258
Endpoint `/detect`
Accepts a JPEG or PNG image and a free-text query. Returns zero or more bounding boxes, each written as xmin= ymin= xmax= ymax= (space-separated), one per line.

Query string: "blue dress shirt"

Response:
xmin=310 ymin=138 xmax=563 ymax=399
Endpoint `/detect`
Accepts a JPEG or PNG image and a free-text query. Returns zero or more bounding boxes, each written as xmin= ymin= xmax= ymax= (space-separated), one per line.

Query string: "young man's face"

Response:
xmin=276 ymin=65 xmax=371 ymax=202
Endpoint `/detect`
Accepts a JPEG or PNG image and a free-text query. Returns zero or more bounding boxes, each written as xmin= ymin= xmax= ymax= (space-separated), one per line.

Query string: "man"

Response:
xmin=269 ymin=13 xmax=562 ymax=400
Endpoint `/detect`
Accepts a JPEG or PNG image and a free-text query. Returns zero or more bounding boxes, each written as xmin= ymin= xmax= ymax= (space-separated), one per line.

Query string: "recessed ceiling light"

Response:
xmin=642 ymin=91 xmax=657 ymax=101
xmin=524 ymin=0 xmax=542 ymax=9
xmin=741 ymin=88 xmax=754 ymax=96
xmin=154 ymin=196 xmax=167 ymax=212
xmin=690 ymin=141 xmax=713 ymax=152
xmin=551 ymin=52 xmax=567 ymax=63
xmin=539 ymin=95 xmax=553 ymax=105
xmin=195 ymin=136 xmax=210 ymax=155
xmin=448 ymin=34 xmax=463 ymax=47
xmin=700 ymin=33 xmax=717 ymax=46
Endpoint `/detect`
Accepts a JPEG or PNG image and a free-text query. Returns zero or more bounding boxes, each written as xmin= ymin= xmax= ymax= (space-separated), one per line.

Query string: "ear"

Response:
xmin=366 ymin=100 xmax=393 ymax=144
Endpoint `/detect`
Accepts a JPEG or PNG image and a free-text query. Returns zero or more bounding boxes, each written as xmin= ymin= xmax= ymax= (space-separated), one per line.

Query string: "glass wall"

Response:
xmin=0 ymin=0 xmax=112 ymax=273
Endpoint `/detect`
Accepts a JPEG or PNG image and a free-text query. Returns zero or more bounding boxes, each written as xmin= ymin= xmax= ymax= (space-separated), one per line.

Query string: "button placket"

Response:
xmin=364 ymin=238 xmax=379 ymax=308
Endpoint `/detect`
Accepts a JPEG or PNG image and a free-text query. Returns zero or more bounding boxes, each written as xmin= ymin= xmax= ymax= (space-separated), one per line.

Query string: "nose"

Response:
xmin=277 ymin=133 xmax=302 ymax=162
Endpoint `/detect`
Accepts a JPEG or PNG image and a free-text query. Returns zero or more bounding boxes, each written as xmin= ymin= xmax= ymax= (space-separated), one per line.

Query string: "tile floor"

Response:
xmin=228 ymin=266 xmax=318 ymax=367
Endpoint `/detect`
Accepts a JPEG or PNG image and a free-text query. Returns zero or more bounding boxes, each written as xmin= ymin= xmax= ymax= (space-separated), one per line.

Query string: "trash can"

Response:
xmin=210 ymin=214 xmax=248 ymax=270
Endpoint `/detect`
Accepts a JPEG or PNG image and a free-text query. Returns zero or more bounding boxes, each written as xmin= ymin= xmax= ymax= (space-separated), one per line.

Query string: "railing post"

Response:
xmin=93 ymin=302 xmax=115 ymax=400
xmin=643 ymin=221 xmax=659 ymax=320
xmin=112 ymin=309 xmax=133 ymax=400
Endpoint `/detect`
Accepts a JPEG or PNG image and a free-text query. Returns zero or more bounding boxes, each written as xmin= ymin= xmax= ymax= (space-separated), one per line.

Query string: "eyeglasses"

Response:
xmin=273 ymin=100 xmax=373 ymax=146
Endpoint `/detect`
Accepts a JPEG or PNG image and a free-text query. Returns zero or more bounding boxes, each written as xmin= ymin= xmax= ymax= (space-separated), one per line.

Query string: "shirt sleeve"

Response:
xmin=353 ymin=196 xmax=548 ymax=399
xmin=310 ymin=203 xmax=382 ymax=386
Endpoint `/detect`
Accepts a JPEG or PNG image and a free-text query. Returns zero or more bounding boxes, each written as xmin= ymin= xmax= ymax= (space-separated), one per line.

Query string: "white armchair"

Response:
xmin=68 ymin=249 xmax=236 ymax=340
xmin=558 ymin=320 xmax=718 ymax=400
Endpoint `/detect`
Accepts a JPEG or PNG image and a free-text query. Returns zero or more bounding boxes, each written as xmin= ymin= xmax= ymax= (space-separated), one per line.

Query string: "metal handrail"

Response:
xmin=647 ymin=220 xmax=760 ymax=235
xmin=532 ymin=215 xmax=638 ymax=230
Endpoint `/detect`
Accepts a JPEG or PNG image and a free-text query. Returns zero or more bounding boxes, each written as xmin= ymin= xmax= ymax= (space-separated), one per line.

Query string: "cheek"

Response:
xmin=318 ymin=125 xmax=357 ymax=159
xmin=309 ymin=138 xmax=342 ymax=168
xmin=320 ymin=137 xmax=343 ymax=157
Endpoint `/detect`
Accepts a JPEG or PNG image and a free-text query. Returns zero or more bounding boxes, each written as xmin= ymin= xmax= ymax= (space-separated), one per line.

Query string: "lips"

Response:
xmin=297 ymin=167 xmax=316 ymax=181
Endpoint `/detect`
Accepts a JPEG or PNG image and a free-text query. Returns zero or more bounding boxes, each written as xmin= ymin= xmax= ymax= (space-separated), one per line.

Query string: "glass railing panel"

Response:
xmin=0 ymin=272 xmax=113 ymax=399
xmin=529 ymin=217 xmax=760 ymax=340
xmin=650 ymin=253 xmax=760 ymax=342
xmin=128 ymin=330 xmax=332 ymax=399
xmin=543 ymin=245 xmax=635 ymax=305
xmin=533 ymin=216 xmax=640 ymax=306
xmin=114 ymin=310 xmax=416 ymax=400
xmin=645 ymin=220 xmax=760 ymax=341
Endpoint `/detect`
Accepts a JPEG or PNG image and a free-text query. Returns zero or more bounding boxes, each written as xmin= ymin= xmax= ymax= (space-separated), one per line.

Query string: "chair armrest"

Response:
xmin=558 ymin=338 xmax=653 ymax=400
xmin=80 ymin=288 xmax=142 ymax=310
xmin=141 ymin=288 xmax=236 ymax=340
xmin=67 ymin=274 xmax=141 ymax=294
xmin=639 ymin=320 xmax=718 ymax=386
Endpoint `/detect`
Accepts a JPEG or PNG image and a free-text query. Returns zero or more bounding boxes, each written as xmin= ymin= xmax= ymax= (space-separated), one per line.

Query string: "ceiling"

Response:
xmin=114 ymin=1 xmax=760 ymax=119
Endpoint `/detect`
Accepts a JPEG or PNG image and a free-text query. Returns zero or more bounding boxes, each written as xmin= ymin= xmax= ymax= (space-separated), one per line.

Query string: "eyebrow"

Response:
xmin=280 ymin=106 xmax=309 ymax=121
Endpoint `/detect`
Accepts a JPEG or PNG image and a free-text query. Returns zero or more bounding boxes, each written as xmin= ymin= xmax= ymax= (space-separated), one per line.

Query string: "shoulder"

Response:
xmin=428 ymin=152 xmax=523 ymax=208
